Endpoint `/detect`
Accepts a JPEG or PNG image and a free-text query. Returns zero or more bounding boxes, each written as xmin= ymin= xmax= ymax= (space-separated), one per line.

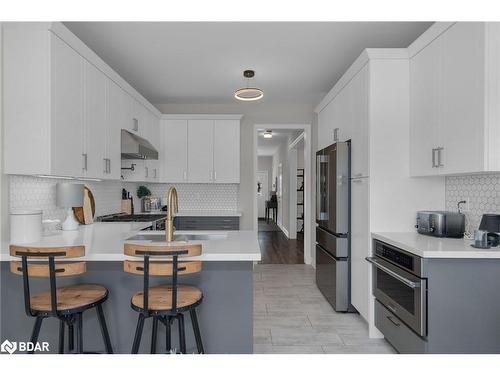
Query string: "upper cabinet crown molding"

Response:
xmin=314 ymin=48 xmax=408 ymax=114
xmin=407 ymin=22 xmax=455 ymax=58
xmin=161 ymin=114 xmax=244 ymax=120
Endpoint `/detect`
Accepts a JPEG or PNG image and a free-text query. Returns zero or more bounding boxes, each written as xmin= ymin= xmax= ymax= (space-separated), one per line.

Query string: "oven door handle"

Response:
xmin=366 ymin=257 xmax=420 ymax=289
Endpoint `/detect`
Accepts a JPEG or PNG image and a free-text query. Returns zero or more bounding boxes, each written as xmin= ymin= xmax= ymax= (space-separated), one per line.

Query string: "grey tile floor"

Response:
xmin=253 ymin=264 xmax=396 ymax=354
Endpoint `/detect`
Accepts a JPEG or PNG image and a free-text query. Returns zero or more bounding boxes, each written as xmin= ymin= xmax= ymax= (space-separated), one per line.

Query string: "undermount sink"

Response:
xmin=126 ymin=233 xmax=228 ymax=242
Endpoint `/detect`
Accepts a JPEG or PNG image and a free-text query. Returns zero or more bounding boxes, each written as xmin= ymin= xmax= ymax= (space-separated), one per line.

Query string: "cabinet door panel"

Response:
xmin=349 ymin=65 xmax=369 ymax=178
xmin=107 ymin=80 xmax=126 ymax=179
xmin=188 ymin=120 xmax=214 ymax=183
xmin=50 ymin=33 xmax=84 ymax=177
xmin=213 ymin=120 xmax=240 ymax=183
xmin=162 ymin=120 xmax=188 ymax=182
xmin=440 ymin=22 xmax=485 ymax=174
xmin=84 ymin=61 xmax=107 ymax=179
xmin=350 ymin=177 xmax=370 ymax=321
xmin=410 ymin=36 xmax=440 ymax=176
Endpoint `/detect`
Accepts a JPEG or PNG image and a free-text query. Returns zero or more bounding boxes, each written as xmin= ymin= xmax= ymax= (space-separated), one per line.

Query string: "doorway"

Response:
xmin=254 ymin=124 xmax=311 ymax=264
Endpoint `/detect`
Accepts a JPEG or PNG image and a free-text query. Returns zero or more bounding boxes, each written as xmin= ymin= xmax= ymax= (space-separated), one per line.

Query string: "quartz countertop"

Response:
xmin=2 ymin=222 xmax=260 ymax=261
xmin=372 ymin=232 xmax=500 ymax=259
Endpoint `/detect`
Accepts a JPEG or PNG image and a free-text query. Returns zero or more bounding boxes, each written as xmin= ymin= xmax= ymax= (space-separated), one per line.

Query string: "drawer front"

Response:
xmin=375 ymin=300 xmax=427 ymax=354
xmin=174 ymin=216 xmax=239 ymax=230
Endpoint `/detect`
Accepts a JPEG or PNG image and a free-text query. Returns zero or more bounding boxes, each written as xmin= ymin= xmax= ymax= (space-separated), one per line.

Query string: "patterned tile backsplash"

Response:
xmin=9 ymin=175 xmax=239 ymax=222
xmin=446 ymin=174 xmax=500 ymax=236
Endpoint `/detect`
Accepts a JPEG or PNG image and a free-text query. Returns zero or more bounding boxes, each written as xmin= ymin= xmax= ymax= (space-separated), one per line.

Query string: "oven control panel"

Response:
xmin=374 ymin=240 xmax=422 ymax=276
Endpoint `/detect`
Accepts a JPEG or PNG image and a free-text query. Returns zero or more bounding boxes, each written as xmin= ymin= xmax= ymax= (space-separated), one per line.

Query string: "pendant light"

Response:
xmin=234 ymin=70 xmax=264 ymax=101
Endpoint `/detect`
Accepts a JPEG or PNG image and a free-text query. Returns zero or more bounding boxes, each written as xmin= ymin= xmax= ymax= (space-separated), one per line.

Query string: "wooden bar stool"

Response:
xmin=9 ymin=245 xmax=113 ymax=354
xmin=124 ymin=242 xmax=204 ymax=354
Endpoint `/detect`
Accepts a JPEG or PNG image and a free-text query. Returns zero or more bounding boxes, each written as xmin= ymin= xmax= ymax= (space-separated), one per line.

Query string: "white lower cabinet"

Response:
xmin=350 ymin=177 xmax=370 ymax=319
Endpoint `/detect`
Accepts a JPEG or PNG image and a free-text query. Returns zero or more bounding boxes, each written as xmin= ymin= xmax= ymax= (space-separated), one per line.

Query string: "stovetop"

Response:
xmin=99 ymin=213 xmax=167 ymax=222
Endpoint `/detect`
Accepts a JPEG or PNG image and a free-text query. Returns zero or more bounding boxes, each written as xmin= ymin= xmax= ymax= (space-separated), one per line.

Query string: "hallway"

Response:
xmin=258 ymin=220 xmax=304 ymax=264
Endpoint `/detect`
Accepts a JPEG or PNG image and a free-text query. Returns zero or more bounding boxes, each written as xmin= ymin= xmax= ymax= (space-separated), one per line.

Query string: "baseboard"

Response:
xmin=277 ymin=222 xmax=290 ymax=238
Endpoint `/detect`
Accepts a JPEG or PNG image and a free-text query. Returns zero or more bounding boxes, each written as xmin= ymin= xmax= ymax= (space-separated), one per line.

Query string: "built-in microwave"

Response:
xmin=367 ymin=240 xmax=427 ymax=337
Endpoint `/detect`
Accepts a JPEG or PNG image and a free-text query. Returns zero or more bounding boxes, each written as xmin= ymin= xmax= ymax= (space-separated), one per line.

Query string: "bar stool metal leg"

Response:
xmin=165 ymin=316 xmax=172 ymax=352
xmin=131 ymin=314 xmax=145 ymax=354
xmin=150 ymin=316 xmax=158 ymax=354
xmin=67 ymin=320 xmax=74 ymax=352
xmin=28 ymin=316 xmax=44 ymax=354
xmin=96 ymin=304 xmax=113 ymax=354
xmin=75 ymin=312 xmax=83 ymax=354
xmin=178 ymin=314 xmax=186 ymax=354
xmin=190 ymin=309 xmax=204 ymax=354
xmin=58 ymin=319 xmax=65 ymax=354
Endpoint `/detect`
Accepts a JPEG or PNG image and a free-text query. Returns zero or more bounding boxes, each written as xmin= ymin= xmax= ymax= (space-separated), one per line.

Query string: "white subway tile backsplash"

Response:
xmin=446 ymin=174 xmax=500 ymax=236
xmin=8 ymin=175 xmax=239 ymax=222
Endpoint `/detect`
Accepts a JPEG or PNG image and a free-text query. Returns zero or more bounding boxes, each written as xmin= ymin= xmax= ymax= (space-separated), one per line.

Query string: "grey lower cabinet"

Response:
xmin=375 ymin=258 xmax=500 ymax=354
xmin=174 ymin=216 xmax=239 ymax=230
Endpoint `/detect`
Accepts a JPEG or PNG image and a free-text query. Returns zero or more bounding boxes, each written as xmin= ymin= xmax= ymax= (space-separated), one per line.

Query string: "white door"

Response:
xmin=83 ymin=60 xmax=107 ymax=179
xmin=350 ymin=176 xmax=370 ymax=321
xmin=107 ymin=79 xmax=125 ymax=179
xmin=439 ymin=22 xmax=485 ymax=174
xmin=162 ymin=119 xmax=188 ymax=182
xmin=257 ymin=171 xmax=269 ymax=218
xmin=213 ymin=119 xmax=240 ymax=183
xmin=50 ymin=33 xmax=84 ymax=177
xmin=409 ymin=35 xmax=440 ymax=176
xmin=188 ymin=119 xmax=214 ymax=183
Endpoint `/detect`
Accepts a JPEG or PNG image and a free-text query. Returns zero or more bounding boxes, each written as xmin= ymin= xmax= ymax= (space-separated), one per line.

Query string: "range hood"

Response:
xmin=121 ymin=129 xmax=159 ymax=160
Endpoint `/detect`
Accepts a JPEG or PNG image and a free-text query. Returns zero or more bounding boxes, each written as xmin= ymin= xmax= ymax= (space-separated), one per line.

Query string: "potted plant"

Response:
xmin=137 ymin=185 xmax=152 ymax=212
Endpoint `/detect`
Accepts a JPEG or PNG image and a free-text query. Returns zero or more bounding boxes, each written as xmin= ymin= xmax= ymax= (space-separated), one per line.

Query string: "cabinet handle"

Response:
xmin=154 ymin=168 xmax=157 ymax=178
xmin=103 ymin=158 xmax=107 ymax=174
xmin=214 ymin=170 xmax=217 ymax=181
xmin=183 ymin=170 xmax=187 ymax=181
xmin=386 ymin=315 xmax=401 ymax=327
xmin=82 ymin=154 xmax=87 ymax=171
xmin=145 ymin=166 xmax=149 ymax=178
xmin=107 ymin=159 xmax=111 ymax=174
xmin=133 ymin=118 xmax=139 ymax=132
xmin=437 ymin=147 xmax=444 ymax=167
xmin=353 ymin=173 xmax=363 ymax=178
xmin=431 ymin=148 xmax=437 ymax=168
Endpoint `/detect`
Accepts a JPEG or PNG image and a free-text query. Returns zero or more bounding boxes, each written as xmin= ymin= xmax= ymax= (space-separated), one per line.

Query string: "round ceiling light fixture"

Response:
xmin=234 ymin=70 xmax=264 ymax=102
xmin=263 ymin=130 xmax=273 ymax=139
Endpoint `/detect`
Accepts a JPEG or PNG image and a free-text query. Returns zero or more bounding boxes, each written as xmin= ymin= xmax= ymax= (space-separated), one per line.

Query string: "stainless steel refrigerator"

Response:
xmin=316 ymin=141 xmax=355 ymax=312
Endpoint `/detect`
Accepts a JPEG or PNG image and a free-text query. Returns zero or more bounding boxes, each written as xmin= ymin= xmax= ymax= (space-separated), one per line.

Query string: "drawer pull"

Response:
xmin=387 ymin=315 xmax=401 ymax=327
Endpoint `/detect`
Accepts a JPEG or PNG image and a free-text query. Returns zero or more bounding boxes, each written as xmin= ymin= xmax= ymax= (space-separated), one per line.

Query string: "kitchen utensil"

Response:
xmin=57 ymin=183 xmax=84 ymax=231
xmin=73 ymin=186 xmax=96 ymax=225
xmin=10 ymin=209 xmax=42 ymax=243
xmin=479 ymin=214 xmax=500 ymax=233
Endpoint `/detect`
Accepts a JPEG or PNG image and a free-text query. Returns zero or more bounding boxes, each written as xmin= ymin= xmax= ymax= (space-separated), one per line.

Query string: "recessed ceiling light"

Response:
xmin=263 ymin=130 xmax=273 ymax=139
xmin=234 ymin=70 xmax=264 ymax=102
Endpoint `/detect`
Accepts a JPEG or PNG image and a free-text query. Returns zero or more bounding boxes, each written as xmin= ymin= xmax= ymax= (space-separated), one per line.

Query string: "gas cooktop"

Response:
xmin=99 ymin=213 xmax=167 ymax=222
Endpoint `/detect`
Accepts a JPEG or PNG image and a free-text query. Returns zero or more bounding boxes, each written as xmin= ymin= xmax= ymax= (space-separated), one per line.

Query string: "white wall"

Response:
xmin=155 ymin=102 xmax=314 ymax=231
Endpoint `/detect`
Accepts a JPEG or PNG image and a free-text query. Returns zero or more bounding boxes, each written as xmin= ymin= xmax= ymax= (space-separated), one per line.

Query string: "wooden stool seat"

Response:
xmin=131 ymin=284 xmax=202 ymax=311
xmin=30 ymin=284 xmax=108 ymax=313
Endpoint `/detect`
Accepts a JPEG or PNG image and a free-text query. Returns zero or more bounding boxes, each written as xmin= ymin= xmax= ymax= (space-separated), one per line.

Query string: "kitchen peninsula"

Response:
xmin=0 ymin=222 xmax=260 ymax=354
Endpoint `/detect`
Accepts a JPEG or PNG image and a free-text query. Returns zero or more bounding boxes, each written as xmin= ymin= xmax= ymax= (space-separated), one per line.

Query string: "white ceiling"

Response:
xmin=257 ymin=129 xmax=301 ymax=156
xmin=64 ymin=22 xmax=432 ymax=107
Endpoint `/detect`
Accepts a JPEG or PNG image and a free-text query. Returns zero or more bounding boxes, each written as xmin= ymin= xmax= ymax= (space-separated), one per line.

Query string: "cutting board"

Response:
xmin=73 ymin=186 xmax=95 ymax=225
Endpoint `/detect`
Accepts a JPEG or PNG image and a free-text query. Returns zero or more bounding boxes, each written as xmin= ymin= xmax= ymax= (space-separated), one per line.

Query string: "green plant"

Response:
xmin=136 ymin=185 xmax=151 ymax=199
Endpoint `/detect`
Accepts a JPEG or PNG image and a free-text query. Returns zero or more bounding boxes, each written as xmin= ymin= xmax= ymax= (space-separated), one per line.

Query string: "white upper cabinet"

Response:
xmin=83 ymin=60 xmax=107 ymax=179
xmin=3 ymin=22 xmax=162 ymax=180
xmin=50 ymin=33 xmax=84 ymax=177
xmin=162 ymin=119 xmax=188 ymax=183
xmin=409 ymin=22 xmax=500 ymax=176
xmin=107 ymin=80 xmax=127 ymax=179
xmin=161 ymin=116 xmax=241 ymax=184
xmin=213 ymin=120 xmax=240 ymax=183
xmin=188 ymin=120 xmax=214 ymax=183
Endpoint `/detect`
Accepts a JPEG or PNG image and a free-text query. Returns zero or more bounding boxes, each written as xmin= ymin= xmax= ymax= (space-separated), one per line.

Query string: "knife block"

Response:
xmin=121 ymin=199 xmax=133 ymax=215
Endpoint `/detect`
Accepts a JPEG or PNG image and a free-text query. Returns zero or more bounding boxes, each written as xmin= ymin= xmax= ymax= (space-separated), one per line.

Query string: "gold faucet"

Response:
xmin=165 ymin=187 xmax=178 ymax=242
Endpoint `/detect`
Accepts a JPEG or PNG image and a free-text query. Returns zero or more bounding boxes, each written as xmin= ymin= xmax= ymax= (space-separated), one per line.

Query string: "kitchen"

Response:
xmin=2 ymin=17 xmax=500 ymax=360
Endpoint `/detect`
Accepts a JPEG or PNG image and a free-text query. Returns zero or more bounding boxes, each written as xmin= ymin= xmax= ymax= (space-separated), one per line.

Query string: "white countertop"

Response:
xmin=141 ymin=210 xmax=242 ymax=217
xmin=2 ymin=222 xmax=260 ymax=262
xmin=372 ymin=232 xmax=500 ymax=259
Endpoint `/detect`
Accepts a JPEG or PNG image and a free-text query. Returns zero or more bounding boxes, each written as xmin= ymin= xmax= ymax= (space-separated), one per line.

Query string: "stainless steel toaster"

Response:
xmin=416 ymin=211 xmax=465 ymax=238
